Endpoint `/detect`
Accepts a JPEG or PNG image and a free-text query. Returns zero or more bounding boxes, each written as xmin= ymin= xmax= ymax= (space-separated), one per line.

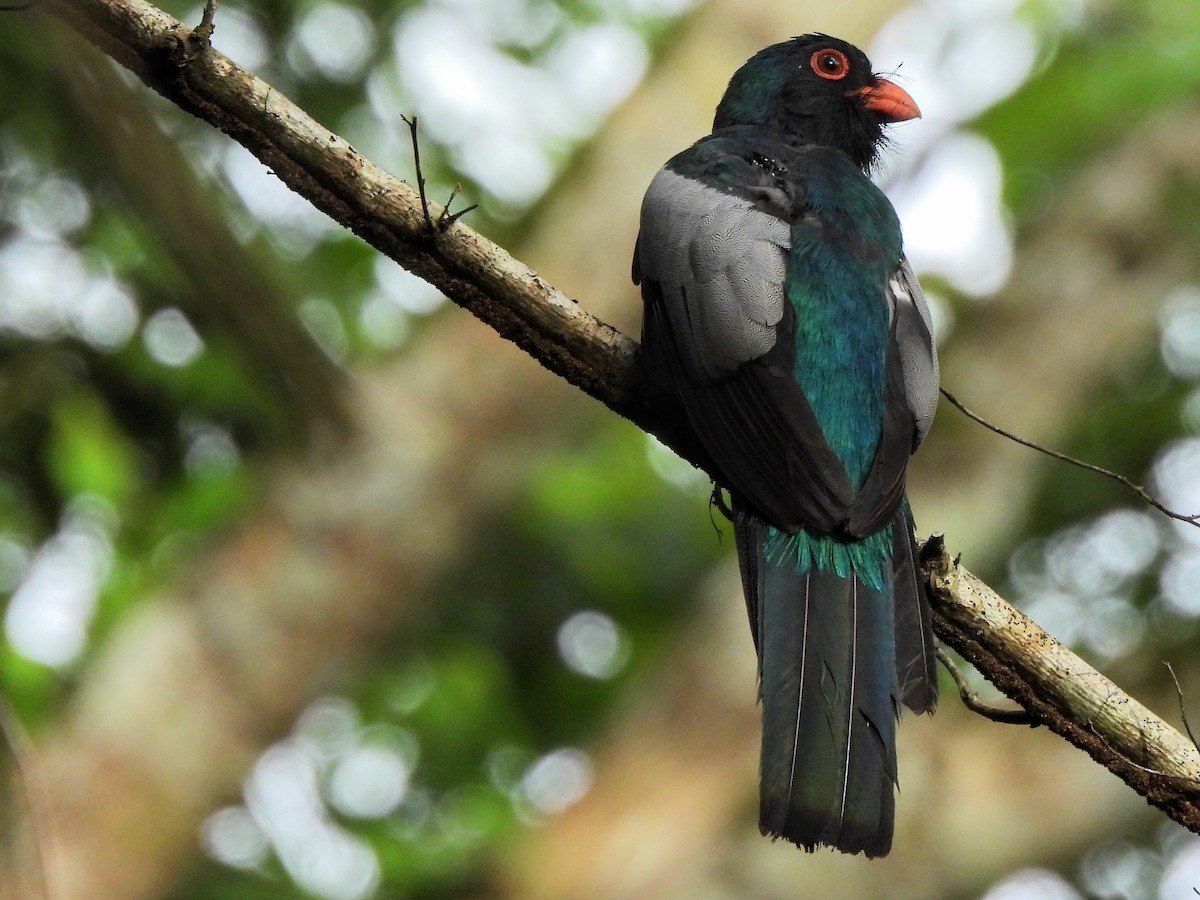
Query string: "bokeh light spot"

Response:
xmin=201 ymin=806 xmax=270 ymax=870
xmin=519 ymin=747 xmax=593 ymax=816
xmin=556 ymin=609 xmax=629 ymax=679
xmin=328 ymin=744 xmax=411 ymax=820
xmin=143 ymin=308 xmax=204 ymax=367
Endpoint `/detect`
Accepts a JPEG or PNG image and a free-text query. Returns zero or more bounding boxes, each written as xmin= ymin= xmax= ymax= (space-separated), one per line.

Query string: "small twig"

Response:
xmin=399 ymin=115 xmax=434 ymax=233
xmin=940 ymin=388 xmax=1200 ymax=529
xmin=709 ymin=485 xmax=734 ymax=522
xmin=706 ymin=486 xmax=735 ymax=541
xmin=193 ymin=0 xmax=217 ymax=42
xmin=1097 ymin=730 xmax=1200 ymax=791
xmin=1079 ymin=695 xmax=1198 ymax=785
xmin=936 ymin=647 xmax=1037 ymax=725
xmin=1166 ymin=662 xmax=1200 ymax=753
xmin=399 ymin=115 xmax=476 ymax=233
xmin=437 ymin=184 xmax=477 ymax=229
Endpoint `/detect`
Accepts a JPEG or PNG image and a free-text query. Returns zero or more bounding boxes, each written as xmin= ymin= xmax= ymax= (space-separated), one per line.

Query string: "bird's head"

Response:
xmin=712 ymin=35 xmax=920 ymax=172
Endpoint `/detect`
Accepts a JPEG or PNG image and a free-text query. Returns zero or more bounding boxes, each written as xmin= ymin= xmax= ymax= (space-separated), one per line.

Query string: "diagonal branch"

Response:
xmin=41 ymin=0 xmax=722 ymax=470
xmin=36 ymin=0 xmax=1200 ymax=846
xmin=922 ymin=536 xmax=1200 ymax=829
xmin=42 ymin=0 xmax=641 ymax=409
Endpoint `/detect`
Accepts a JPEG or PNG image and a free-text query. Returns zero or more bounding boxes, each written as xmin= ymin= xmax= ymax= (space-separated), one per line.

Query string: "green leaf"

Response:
xmin=46 ymin=391 xmax=139 ymax=510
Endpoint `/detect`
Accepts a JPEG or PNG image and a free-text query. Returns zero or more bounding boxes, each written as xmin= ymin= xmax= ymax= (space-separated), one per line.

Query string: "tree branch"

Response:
xmin=43 ymin=0 xmax=732 ymax=473
xmin=922 ymin=536 xmax=1200 ymax=829
xmin=42 ymin=0 xmax=643 ymax=409
xmin=36 ymin=0 xmax=1200 ymax=849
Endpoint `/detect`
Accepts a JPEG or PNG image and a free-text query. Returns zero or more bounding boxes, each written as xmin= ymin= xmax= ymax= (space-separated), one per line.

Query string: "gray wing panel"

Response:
xmin=636 ymin=167 xmax=791 ymax=383
xmin=887 ymin=258 xmax=939 ymax=446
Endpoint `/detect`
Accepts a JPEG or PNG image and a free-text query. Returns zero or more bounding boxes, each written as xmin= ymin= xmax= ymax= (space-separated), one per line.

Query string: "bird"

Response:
xmin=632 ymin=34 xmax=939 ymax=858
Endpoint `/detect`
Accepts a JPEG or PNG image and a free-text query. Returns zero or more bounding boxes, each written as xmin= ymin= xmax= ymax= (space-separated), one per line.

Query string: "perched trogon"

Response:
xmin=633 ymin=35 xmax=939 ymax=858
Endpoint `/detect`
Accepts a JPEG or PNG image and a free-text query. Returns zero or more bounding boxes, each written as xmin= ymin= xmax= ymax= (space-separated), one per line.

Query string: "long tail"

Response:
xmin=734 ymin=505 xmax=936 ymax=858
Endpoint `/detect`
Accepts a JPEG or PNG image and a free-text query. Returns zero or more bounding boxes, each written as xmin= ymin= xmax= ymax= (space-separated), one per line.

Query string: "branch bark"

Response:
xmin=921 ymin=537 xmax=1200 ymax=830
xmin=22 ymin=0 xmax=1200 ymax=893
xmin=42 ymin=0 xmax=644 ymax=415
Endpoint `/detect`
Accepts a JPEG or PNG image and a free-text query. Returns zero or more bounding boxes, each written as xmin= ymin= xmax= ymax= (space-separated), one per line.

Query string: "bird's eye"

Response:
xmin=810 ymin=49 xmax=849 ymax=81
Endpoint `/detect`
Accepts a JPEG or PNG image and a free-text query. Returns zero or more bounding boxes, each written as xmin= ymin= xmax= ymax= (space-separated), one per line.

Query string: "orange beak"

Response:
xmin=854 ymin=78 xmax=921 ymax=122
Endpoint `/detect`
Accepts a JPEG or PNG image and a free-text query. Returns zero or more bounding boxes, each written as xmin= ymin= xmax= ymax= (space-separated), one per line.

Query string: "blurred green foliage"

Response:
xmin=2 ymin=0 xmax=720 ymax=895
xmin=2 ymin=0 xmax=1200 ymax=897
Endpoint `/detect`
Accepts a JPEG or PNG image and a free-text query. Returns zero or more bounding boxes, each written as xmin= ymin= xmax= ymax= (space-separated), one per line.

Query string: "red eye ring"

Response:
xmin=810 ymin=49 xmax=849 ymax=81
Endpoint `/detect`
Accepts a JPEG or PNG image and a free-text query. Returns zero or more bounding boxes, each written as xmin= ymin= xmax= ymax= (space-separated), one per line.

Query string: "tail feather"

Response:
xmin=891 ymin=507 xmax=938 ymax=714
xmin=734 ymin=511 xmax=763 ymax=656
xmin=743 ymin=516 xmax=899 ymax=857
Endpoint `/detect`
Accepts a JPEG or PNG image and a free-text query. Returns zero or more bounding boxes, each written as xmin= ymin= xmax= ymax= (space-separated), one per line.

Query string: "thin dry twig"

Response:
xmin=399 ymin=114 xmax=434 ymax=233
xmin=940 ymin=388 xmax=1200 ymax=528
xmin=193 ymin=0 xmax=216 ymax=41
xmin=399 ymin=114 xmax=476 ymax=232
xmin=935 ymin=647 xmax=1036 ymax=725
xmin=1166 ymin=662 xmax=1200 ymax=754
